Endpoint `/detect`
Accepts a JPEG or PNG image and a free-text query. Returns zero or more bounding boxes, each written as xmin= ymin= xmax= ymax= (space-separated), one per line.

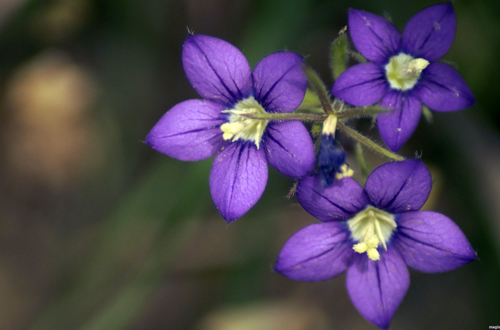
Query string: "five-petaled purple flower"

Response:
xmin=332 ymin=3 xmax=475 ymax=152
xmin=146 ymin=35 xmax=315 ymax=222
xmin=275 ymin=160 xmax=477 ymax=329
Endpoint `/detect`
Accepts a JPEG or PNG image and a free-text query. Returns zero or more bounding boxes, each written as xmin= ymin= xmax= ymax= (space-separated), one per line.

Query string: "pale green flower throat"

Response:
xmin=220 ymin=96 xmax=269 ymax=149
xmin=385 ymin=53 xmax=430 ymax=91
xmin=348 ymin=206 xmax=397 ymax=261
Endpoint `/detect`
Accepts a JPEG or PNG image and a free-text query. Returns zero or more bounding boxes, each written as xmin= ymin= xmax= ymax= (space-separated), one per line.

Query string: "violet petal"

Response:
xmin=275 ymin=222 xmax=354 ymax=281
xmin=182 ymin=35 xmax=252 ymax=106
xmin=402 ymin=3 xmax=456 ymax=62
xmin=331 ymin=63 xmax=388 ymax=106
xmin=365 ymin=160 xmax=432 ymax=213
xmin=297 ymin=175 xmax=368 ymax=222
xmin=377 ymin=91 xmax=422 ymax=152
xmin=346 ymin=248 xmax=409 ymax=329
xmin=263 ymin=121 xmax=315 ymax=178
xmin=209 ymin=142 xmax=268 ymax=222
xmin=348 ymin=9 xmax=401 ymax=63
xmin=395 ymin=211 xmax=477 ymax=273
xmin=146 ymin=99 xmax=228 ymax=161
xmin=414 ymin=62 xmax=475 ymax=111
xmin=252 ymin=51 xmax=307 ymax=113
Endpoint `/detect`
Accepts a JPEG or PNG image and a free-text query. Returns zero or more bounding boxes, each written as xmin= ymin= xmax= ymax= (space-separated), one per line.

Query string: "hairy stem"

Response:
xmin=338 ymin=122 xmax=405 ymax=161
xmin=303 ymin=66 xmax=334 ymax=115
xmin=241 ymin=112 xmax=327 ymax=121
xmin=242 ymin=106 xmax=386 ymax=122
xmin=336 ymin=106 xmax=389 ymax=119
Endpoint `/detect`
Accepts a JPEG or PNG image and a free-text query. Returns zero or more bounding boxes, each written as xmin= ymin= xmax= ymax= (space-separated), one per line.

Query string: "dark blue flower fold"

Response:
xmin=318 ymin=135 xmax=346 ymax=187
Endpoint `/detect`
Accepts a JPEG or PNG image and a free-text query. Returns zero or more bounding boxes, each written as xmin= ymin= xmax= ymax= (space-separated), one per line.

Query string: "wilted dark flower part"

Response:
xmin=317 ymin=114 xmax=352 ymax=188
xmin=147 ymin=35 xmax=315 ymax=222
xmin=318 ymin=134 xmax=347 ymax=187
xmin=332 ymin=3 xmax=475 ymax=151
xmin=275 ymin=160 xmax=477 ymax=329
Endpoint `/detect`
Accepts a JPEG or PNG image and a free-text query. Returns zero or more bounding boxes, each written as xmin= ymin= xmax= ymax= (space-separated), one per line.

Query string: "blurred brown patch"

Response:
xmin=197 ymin=300 xmax=331 ymax=330
xmin=30 ymin=0 xmax=92 ymax=43
xmin=0 ymin=0 xmax=28 ymax=29
xmin=3 ymin=50 xmax=103 ymax=190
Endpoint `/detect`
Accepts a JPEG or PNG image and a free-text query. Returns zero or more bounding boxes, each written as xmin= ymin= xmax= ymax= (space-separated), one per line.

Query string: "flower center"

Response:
xmin=347 ymin=206 xmax=397 ymax=261
xmin=220 ymin=96 xmax=269 ymax=149
xmin=385 ymin=53 xmax=430 ymax=91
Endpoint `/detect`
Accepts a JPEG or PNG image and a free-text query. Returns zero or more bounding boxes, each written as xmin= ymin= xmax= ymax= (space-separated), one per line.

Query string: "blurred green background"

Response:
xmin=0 ymin=0 xmax=498 ymax=329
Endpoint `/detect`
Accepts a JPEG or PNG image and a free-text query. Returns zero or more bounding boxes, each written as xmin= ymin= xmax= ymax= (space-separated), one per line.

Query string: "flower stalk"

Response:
xmin=337 ymin=122 xmax=405 ymax=161
xmin=241 ymin=105 xmax=388 ymax=121
xmin=242 ymin=103 xmax=401 ymax=162
xmin=241 ymin=112 xmax=327 ymax=121
xmin=303 ymin=65 xmax=335 ymax=115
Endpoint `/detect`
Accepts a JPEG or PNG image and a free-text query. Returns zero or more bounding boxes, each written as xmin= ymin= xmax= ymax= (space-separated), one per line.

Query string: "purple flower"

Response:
xmin=332 ymin=3 xmax=475 ymax=152
xmin=146 ymin=35 xmax=315 ymax=222
xmin=275 ymin=160 xmax=477 ymax=329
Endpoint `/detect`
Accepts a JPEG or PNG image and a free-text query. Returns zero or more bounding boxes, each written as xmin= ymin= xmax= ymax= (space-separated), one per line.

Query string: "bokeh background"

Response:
xmin=0 ymin=0 xmax=498 ymax=329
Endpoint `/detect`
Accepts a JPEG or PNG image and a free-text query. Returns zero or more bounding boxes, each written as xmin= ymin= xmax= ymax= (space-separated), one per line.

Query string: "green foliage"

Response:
xmin=330 ymin=30 xmax=348 ymax=80
xmin=422 ymin=105 xmax=434 ymax=123
xmin=30 ymin=159 xmax=212 ymax=330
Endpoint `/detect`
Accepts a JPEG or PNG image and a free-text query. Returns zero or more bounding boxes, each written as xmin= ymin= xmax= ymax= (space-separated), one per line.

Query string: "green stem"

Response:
xmin=241 ymin=112 xmax=327 ymax=121
xmin=242 ymin=105 xmax=387 ymax=122
xmin=337 ymin=122 xmax=405 ymax=161
xmin=242 ymin=107 xmax=403 ymax=162
xmin=336 ymin=106 xmax=389 ymax=119
xmin=303 ymin=66 xmax=334 ymax=115
xmin=295 ymin=105 xmax=324 ymax=113
xmin=355 ymin=142 xmax=369 ymax=183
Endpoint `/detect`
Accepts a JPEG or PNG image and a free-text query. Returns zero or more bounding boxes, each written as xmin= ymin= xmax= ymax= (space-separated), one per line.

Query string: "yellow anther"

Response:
xmin=353 ymin=242 xmax=368 ymax=253
xmin=354 ymin=235 xmax=380 ymax=261
xmin=335 ymin=164 xmax=354 ymax=180
xmin=367 ymin=248 xmax=380 ymax=261
xmin=347 ymin=206 xmax=396 ymax=261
